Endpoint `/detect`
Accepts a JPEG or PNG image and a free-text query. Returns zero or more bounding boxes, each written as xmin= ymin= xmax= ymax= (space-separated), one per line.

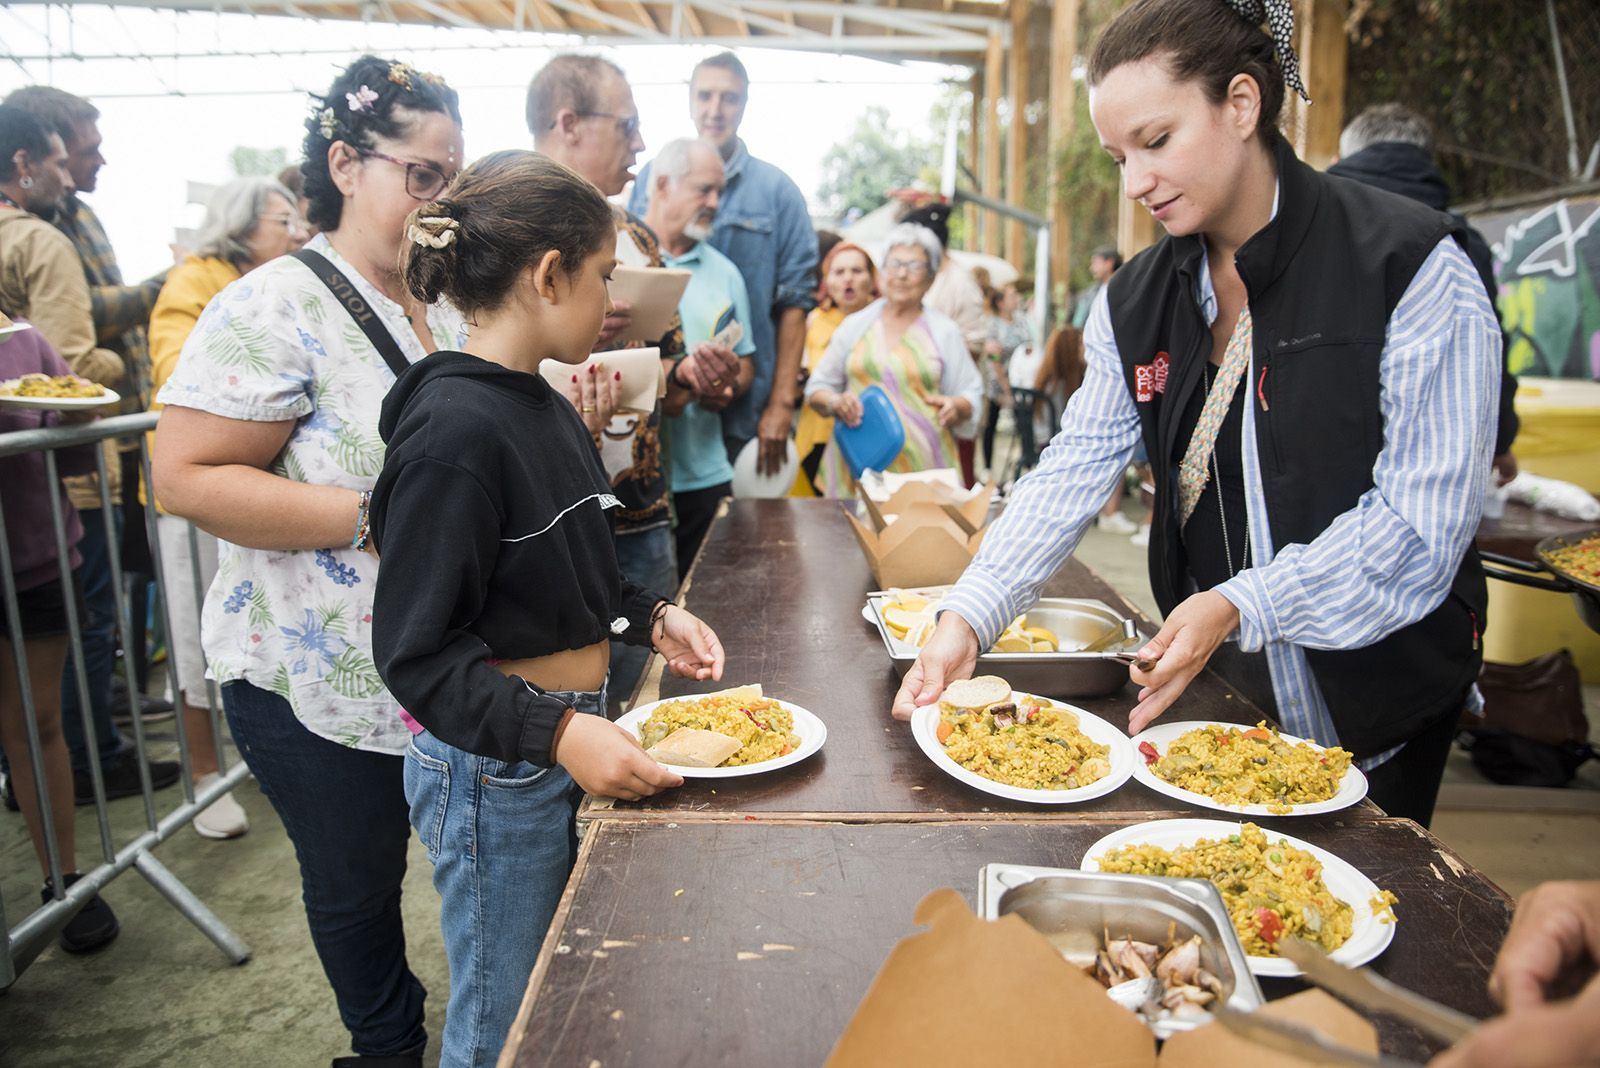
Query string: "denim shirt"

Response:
xmin=631 ymin=139 xmax=817 ymax=444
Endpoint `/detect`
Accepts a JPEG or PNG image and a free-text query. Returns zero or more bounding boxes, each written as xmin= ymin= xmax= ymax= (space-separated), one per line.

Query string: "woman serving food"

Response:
xmin=893 ymin=0 xmax=1500 ymax=829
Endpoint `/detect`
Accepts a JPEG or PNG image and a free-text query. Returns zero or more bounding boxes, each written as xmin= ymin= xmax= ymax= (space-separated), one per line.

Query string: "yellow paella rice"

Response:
xmin=937 ymin=696 xmax=1111 ymax=791
xmin=1547 ymin=535 xmax=1600 ymax=586
xmin=0 ymin=373 xmax=106 ymax=399
xmin=1096 ymin=823 xmax=1369 ymax=957
xmin=640 ymin=694 xmax=798 ymax=767
xmin=1144 ymin=721 xmax=1352 ymax=814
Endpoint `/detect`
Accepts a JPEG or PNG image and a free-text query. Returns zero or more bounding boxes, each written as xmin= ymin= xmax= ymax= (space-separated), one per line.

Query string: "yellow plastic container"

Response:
xmin=1511 ymin=377 xmax=1600 ymax=493
xmin=1483 ymin=582 xmax=1600 ymax=682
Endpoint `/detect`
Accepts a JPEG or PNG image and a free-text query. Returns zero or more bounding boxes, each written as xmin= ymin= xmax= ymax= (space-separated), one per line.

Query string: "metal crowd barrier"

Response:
xmin=0 ymin=412 xmax=251 ymax=988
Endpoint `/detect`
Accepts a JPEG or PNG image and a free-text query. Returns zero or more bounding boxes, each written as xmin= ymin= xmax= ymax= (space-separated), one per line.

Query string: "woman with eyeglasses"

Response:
xmin=802 ymin=222 xmax=983 ymax=498
xmin=142 ymin=175 xmax=308 ymax=841
xmin=151 ymin=55 xmax=464 ymax=1068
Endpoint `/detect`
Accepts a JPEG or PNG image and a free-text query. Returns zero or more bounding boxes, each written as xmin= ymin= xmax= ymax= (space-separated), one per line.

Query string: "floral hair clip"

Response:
xmin=408 ymin=216 xmax=460 ymax=250
xmin=387 ymin=62 xmax=415 ymax=90
xmin=346 ymin=85 xmax=379 ymax=113
xmin=419 ymin=69 xmax=447 ymax=88
xmin=317 ymin=107 xmax=339 ymax=140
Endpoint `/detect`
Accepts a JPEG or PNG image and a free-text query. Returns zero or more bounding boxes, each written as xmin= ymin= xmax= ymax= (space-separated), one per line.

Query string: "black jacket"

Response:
xmin=371 ymin=352 xmax=662 ymax=767
xmin=1328 ymin=142 xmax=1518 ymax=455
xmin=1107 ymin=139 xmax=1487 ymax=758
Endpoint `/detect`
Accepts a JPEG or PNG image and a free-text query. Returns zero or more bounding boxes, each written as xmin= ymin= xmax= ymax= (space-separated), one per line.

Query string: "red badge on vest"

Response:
xmin=1134 ymin=351 xmax=1170 ymax=402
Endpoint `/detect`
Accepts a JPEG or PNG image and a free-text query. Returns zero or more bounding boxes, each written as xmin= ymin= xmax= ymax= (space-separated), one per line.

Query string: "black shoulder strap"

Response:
xmin=291 ymin=248 xmax=413 ymax=379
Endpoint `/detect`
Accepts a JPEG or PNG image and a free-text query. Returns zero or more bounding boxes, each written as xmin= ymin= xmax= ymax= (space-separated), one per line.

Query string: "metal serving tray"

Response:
xmin=978 ymin=864 xmax=1266 ymax=1039
xmin=865 ymin=592 xmax=1147 ymax=698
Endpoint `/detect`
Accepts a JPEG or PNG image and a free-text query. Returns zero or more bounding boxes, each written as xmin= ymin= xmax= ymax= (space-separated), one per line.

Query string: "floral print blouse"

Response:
xmin=157 ymin=234 xmax=465 ymax=753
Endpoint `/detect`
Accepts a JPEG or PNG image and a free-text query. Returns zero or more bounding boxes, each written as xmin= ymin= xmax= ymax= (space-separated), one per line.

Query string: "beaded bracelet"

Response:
xmin=351 ymin=490 xmax=373 ymax=551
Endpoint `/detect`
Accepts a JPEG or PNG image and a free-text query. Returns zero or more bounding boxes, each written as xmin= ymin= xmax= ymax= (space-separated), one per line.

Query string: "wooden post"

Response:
xmin=1118 ymin=195 xmax=1157 ymax=261
xmin=982 ymin=28 xmax=1005 ymax=257
xmin=1045 ymin=0 xmax=1079 ymax=305
xmin=1297 ymin=0 xmax=1349 ymax=168
xmin=966 ymin=70 xmax=981 ymax=246
xmin=1005 ymin=0 xmax=1030 ymax=269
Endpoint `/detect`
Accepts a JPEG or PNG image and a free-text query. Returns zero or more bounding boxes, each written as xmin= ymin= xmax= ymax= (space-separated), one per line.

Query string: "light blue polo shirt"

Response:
xmin=660 ymin=240 xmax=758 ymax=492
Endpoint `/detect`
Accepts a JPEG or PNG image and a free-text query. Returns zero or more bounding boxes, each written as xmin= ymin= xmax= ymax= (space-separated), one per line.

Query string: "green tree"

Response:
xmin=230 ymin=145 xmax=289 ymax=178
xmin=816 ymin=106 xmax=937 ymax=220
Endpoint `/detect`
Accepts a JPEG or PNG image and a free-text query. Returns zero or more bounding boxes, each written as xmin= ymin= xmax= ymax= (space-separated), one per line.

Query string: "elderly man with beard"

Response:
xmin=644 ymin=138 xmax=755 ymax=575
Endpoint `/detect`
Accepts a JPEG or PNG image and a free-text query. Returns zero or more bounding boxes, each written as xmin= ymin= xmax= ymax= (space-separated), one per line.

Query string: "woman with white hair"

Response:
xmin=143 ymin=174 xmax=306 ymax=839
xmin=803 ymin=222 xmax=983 ymax=497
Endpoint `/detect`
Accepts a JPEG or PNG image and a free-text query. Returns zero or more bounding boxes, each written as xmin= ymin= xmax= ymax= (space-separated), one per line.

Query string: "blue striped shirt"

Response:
xmin=941 ymin=235 xmax=1500 ymax=768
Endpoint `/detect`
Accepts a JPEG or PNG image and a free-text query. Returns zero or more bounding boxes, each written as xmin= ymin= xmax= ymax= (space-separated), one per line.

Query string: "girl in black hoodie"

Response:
xmin=370 ymin=150 xmax=724 ymax=1068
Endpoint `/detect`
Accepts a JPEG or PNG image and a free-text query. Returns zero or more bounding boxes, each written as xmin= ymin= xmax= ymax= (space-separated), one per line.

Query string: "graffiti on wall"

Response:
xmin=1476 ymin=195 xmax=1600 ymax=380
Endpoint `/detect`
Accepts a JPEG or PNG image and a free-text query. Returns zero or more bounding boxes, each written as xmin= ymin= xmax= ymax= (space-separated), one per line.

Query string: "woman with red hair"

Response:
xmin=790 ymin=241 xmax=877 ymax=496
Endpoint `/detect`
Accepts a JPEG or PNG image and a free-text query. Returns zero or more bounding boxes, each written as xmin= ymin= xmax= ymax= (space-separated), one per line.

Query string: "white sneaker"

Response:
xmin=1130 ymin=525 xmax=1151 ymax=548
xmin=1097 ymin=512 xmax=1138 ymax=535
xmin=193 ymin=774 xmax=249 ymax=840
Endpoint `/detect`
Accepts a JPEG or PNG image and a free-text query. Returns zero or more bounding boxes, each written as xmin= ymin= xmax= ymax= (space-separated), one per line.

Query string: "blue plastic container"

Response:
xmin=832 ymin=384 xmax=906 ymax=479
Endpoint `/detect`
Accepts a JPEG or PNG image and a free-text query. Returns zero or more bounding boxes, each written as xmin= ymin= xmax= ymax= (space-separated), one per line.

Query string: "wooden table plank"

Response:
xmin=590 ymin=499 xmax=1372 ymax=822
xmin=508 ymin=818 xmax=1511 ymax=1068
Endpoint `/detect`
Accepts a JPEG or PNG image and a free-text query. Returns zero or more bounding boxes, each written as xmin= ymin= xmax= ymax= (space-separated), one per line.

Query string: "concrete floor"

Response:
xmin=2 ymin=484 xmax=1597 ymax=1067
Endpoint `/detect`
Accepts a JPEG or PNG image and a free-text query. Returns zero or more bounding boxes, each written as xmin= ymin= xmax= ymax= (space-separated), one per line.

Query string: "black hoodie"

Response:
xmin=370 ymin=351 xmax=662 ymax=768
xmin=1328 ymin=142 xmax=1518 ymax=454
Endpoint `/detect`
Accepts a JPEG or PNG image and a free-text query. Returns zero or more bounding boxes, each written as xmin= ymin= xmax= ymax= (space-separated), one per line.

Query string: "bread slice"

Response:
xmin=941 ymin=675 xmax=1013 ymax=710
xmin=646 ymin=727 xmax=744 ymax=768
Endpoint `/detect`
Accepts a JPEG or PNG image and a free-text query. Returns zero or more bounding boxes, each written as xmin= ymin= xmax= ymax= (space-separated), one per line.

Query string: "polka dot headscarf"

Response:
xmin=1225 ymin=0 xmax=1311 ymax=103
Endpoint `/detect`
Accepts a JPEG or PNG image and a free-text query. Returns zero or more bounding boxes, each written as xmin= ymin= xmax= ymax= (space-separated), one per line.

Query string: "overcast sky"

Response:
xmin=1 ymin=6 xmax=962 ymax=280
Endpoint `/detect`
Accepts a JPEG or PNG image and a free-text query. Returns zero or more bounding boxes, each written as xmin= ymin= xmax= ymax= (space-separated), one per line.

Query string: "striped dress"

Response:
xmin=816 ymin=315 xmax=963 ymax=499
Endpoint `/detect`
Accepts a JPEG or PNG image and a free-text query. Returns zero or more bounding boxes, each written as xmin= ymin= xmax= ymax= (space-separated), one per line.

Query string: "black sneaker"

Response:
xmin=331 ymin=1057 xmax=423 ymax=1067
xmin=73 ymin=752 xmax=182 ymax=805
xmin=2 ymin=772 xmax=16 ymax=813
xmin=109 ymin=676 xmax=176 ymax=724
xmin=43 ymin=872 xmax=120 ymax=953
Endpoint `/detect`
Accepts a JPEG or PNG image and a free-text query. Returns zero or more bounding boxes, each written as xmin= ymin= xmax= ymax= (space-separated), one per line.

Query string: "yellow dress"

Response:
xmin=789 ymin=305 xmax=846 ymax=496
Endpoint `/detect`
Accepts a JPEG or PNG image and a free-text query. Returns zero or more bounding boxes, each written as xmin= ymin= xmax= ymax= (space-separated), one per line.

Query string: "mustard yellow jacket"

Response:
xmin=143 ymin=255 xmax=241 ymax=512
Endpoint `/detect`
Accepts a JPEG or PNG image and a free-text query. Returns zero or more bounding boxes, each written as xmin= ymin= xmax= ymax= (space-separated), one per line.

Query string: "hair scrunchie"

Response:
xmin=1224 ymin=0 xmax=1311 ymax=104
xmin=408 ymin=215 xmax=460 ymax=250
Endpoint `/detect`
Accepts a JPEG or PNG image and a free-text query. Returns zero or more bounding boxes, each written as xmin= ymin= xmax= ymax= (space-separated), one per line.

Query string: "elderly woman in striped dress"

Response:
xmin=802 ymin=223 xmax=983 ymax=497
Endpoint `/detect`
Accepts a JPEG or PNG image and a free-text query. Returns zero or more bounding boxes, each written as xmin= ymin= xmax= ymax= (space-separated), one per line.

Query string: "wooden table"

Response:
xmin=505 ymin=819 xmax=1513 ymax=1068
xmin=587 ymin=499 xmax=1299 ymax=822
xmin=503 ymin=500 xmax=1512 ymax=1067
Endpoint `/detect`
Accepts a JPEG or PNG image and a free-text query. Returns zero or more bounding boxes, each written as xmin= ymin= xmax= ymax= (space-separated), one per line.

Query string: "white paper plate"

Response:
xmin=1130 ymin=721 xmax=1368 ymax=817
xmin=616 ymin=693 xmax=825 ymax=778
xmin=1081 ymin=818 xmax=1397 ymax=977
xmin=730 ymin=437 xmax=798 ymax=499
xmin=0 ymin=381 xmax=119 ymax=411
xmin=910 ymin=692 xmax=1135 ymax=805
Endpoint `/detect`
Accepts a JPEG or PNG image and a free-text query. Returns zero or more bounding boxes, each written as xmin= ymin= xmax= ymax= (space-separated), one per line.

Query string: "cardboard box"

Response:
xmin=826 ymin=889 xmax=1381 ymax=1068
xmin=845 ymin=483 xmax=993 ymax=590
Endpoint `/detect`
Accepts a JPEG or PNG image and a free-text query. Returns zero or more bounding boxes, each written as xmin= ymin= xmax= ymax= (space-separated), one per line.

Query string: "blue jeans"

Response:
xmin=404 ymin=686 xmax=601 ymax=1068
xmin=223 ymin=680 xmax=427 ymax=1059
xmin=609 ymin=524 xmax=676 ymax=707
xmin=61 ymin=508 xmax=128 ymax=773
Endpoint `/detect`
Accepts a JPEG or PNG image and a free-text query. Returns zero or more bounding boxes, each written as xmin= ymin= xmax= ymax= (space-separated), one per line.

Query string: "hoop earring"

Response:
xmin=18 ymin=176 xmax=33 ymax=189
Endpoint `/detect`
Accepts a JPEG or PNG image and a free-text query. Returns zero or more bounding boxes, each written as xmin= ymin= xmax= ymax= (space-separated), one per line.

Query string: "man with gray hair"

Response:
xmin=644 ymin=138 xmax=756 ymax=574
xmin=1329 ymin=103 xmax=1520 ymax=480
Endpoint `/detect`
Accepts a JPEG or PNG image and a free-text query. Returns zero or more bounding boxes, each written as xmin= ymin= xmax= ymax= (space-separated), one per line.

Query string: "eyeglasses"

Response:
xmin=883 ymin=257 xmax=931 ymax=276
xmin=258 ymin=212 xmax=308 ymax=234
xmin=355 ymin=147 xmax=457 ymax=201
xmin=574 ymin=111 xmax=643 ymax=139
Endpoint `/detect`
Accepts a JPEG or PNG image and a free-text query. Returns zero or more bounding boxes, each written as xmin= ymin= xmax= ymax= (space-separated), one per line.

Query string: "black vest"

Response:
xmin=1106 ymin=139 xmax=1487 ymax=758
